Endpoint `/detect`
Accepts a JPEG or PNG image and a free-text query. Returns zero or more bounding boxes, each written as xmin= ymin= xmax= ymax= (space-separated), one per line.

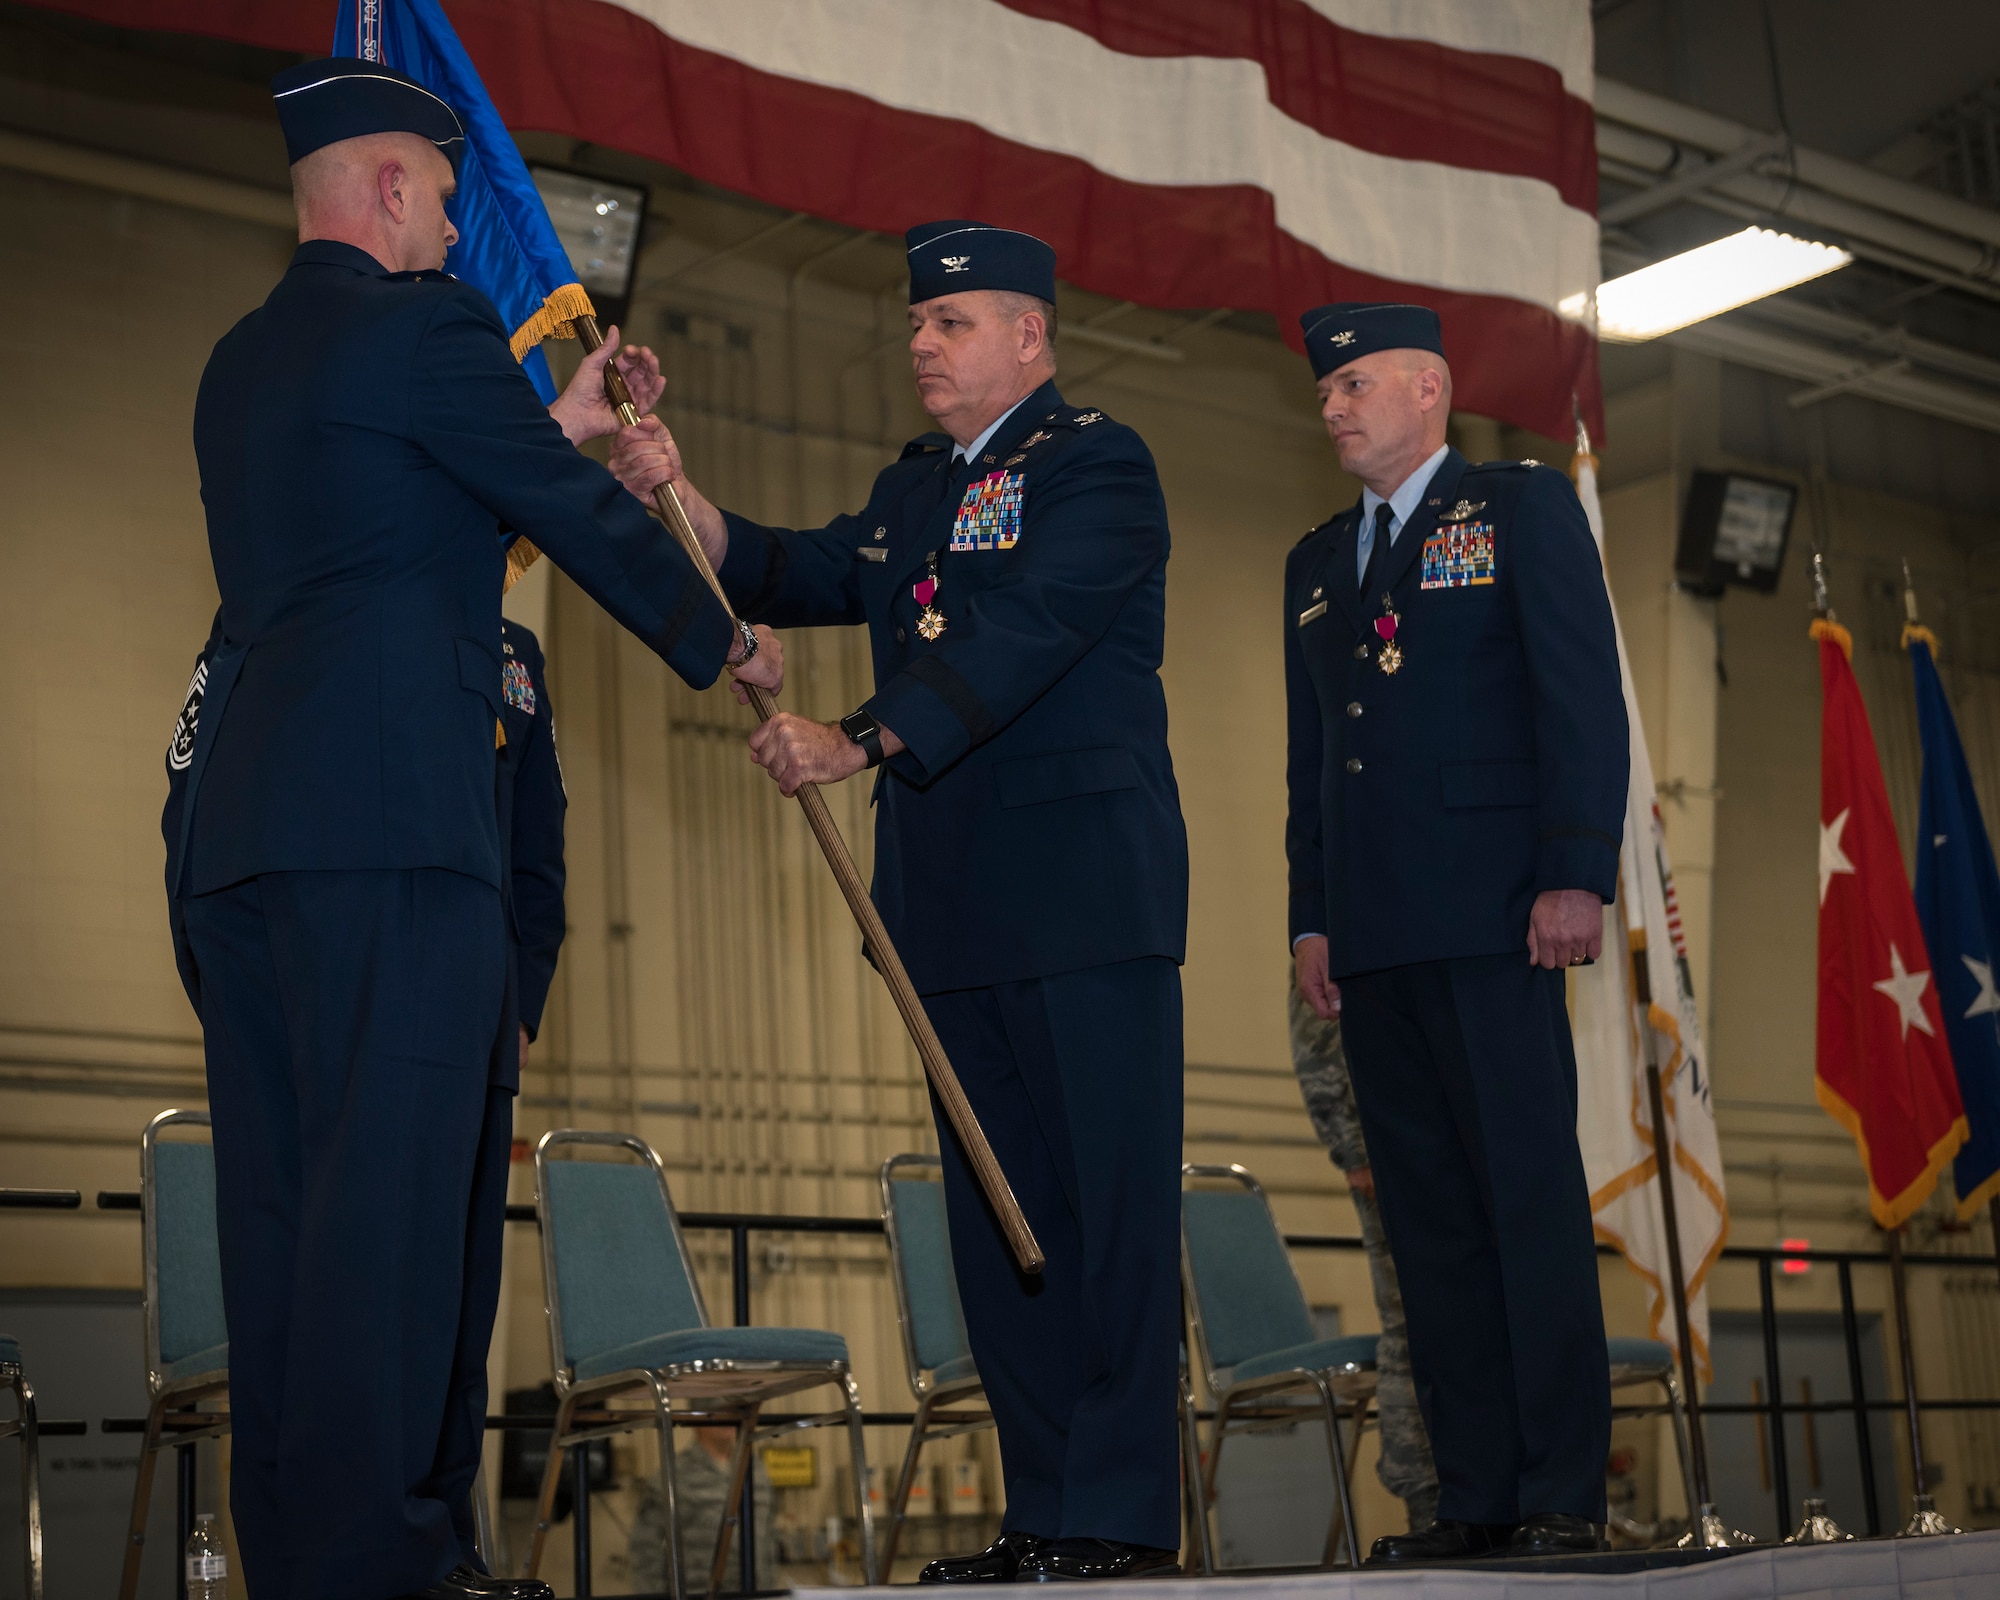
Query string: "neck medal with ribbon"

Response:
xmin=1374 ymin=592 xmax=1402 ymax=674
xmin=914 ymin=551 xmax=946 ymax=640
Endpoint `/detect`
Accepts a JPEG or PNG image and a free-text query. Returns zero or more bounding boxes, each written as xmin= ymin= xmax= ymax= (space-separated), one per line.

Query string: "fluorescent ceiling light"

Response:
xmin=1562 ymin=227 xmax=1852 ymax=343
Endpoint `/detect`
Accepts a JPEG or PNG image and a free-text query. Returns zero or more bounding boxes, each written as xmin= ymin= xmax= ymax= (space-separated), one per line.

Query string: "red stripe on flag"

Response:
xmin=996 ymin=0 xmax=1596 ymax=216
xmin=26 ymin=0 xmax=1602 ymax=438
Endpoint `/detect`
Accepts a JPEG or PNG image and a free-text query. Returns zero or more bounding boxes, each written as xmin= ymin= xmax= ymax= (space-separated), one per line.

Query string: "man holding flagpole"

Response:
xmin=166 ymin=58 xmax=780 ymax=1600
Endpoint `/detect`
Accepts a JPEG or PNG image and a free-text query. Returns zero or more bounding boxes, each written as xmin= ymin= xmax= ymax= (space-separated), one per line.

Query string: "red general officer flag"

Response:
xmin=1815 ymin=618 xmax=1968 ymax=1227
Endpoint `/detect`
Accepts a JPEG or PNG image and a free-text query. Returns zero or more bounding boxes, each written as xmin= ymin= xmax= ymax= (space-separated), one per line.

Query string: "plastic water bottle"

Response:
xmin=185 ymin=1512 xmax=227 ymax=1600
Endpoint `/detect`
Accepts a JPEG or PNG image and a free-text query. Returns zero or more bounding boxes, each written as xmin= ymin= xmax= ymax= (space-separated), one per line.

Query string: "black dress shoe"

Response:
xmin=1508 ymin=1512 xmax=1609 ymax=1556
xmin=404 ymin=1566 xmax=555 ymax=1600
xmin=1366 ymin=1520 xmax=1515 ymax=1565
xmin=1017 ymin=1538 xmax=1181 ymax=1581
xmin=919 ymin=1529 xmax=1049 ymax=1583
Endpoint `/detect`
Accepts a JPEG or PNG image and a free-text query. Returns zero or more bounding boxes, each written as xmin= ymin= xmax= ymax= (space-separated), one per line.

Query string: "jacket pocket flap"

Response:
xmin=455 ymin=635 xmax=504 ymax=718
xmin=996 ymin=745 xmax=1140 ymax=809
xmin=1440 ymin=759 xmax=1536 ymax=809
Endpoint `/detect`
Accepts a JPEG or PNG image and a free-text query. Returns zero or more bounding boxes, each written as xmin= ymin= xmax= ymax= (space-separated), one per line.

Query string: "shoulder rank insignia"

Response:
xmin=952 ymin=469 xmax=1025 ymax=551
xmin=1072 ymin=410 xmax=1105 ymax=426
xmin=1520 ymin=457 xmax=1541 ymax=467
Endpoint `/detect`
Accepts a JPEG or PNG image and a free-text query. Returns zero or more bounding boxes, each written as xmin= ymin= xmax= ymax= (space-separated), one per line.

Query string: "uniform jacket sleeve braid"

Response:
xmin=1284 ymin=536 xmax=1329 ymax=942
xmin=408 ymin=289 xmax=736 ymax=689
xmin=716 ymin=506 xmax=867 ymax=629
xmin=868 ymin=431 xmax=1170 ymax=782
xmin=509 ymin=631 xmax=567 ymax=1040
xmin=1508 ymin=469 xmax=1629 ymax=899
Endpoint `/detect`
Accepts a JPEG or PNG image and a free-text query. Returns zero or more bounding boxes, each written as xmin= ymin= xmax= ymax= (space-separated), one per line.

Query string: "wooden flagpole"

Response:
xmin=558 ymin=315 xmax=1043 ymax=1274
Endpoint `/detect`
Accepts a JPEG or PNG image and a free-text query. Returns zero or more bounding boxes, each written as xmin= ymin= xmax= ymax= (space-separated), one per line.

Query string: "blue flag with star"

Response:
xmin=1909 ymin=628 xmax=2000 ymax=1215
xmin=332 ymin=0 xmax=589 ymax=403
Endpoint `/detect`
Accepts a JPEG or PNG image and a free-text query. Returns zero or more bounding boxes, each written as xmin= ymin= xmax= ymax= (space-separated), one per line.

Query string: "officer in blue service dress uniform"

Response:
xmin=165 ymin=612 xmax=569 ymax=1585
xmin=610 ymin=221 xmax=1188 ymax=1583
xmin=1283 ymin=304 xmax=1627 ymax=1564
xmin=165 ymin=60 xmax=779 ymax=1600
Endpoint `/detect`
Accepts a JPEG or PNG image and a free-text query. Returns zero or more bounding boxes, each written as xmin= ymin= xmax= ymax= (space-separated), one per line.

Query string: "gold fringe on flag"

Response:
xmin=1900 ymin=621 xmax=1940 ymax=653
xmin=508 ymin=281 xmax=597 ymax=364
xmin=503 ymin=536 xmax=542 ymax=596
xmin=1810 ymin=616 xmax=1853 ymax=659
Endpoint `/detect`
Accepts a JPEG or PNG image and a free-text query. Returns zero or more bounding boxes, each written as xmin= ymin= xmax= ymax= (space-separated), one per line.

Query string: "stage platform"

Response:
xmin=795 ymin=1527 xmax=2000 ymax=1598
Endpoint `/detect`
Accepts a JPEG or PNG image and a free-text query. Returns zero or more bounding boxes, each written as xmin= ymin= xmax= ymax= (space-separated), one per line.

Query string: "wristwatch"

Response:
xmin=727 ymin=618 xmax=758 ymax=666
xmin=840 ymin=708 xmax=885 ymax=768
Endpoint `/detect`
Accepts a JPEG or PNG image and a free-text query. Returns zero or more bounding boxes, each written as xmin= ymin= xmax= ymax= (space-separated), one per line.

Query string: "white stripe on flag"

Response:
xmin=613 ymin=0 xmax=1599 ymax=315
xmin=1302 ymin=0 xmax=1594 ymax=101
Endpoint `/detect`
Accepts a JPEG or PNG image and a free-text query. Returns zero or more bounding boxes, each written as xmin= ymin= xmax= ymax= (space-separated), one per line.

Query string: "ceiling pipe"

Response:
xmin=1596 ymin=122 xmax=2000 ymax=295
xmin=1664 ymin=315 xmax=2000 ymax=434
xmin=1596 ymin=77 xmax=2000 ymax=253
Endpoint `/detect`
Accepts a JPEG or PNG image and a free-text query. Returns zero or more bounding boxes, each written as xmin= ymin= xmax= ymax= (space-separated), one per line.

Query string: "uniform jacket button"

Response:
xmin=1353 ymin=642 xmax=1369 ymax=660
xmin=1346 ymin=701 xmax=1363 ymax=718
xmin=895 ymin=626 xmax=907 ymax=643
xmin=1346 ymin=757 xmax=1363 ymax=774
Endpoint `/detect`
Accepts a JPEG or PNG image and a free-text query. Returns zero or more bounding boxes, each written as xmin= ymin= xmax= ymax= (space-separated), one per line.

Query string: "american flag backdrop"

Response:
xmin=34 ymin=0 xmax=1603 ymax=437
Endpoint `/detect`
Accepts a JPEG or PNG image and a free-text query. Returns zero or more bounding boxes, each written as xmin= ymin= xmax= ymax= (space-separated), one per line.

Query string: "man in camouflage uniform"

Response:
xmin=1288 ymin=977 xmax=1440 ymax=1531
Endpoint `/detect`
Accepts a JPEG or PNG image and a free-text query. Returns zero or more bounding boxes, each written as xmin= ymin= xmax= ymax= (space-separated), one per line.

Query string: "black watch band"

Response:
xmin=840 ymin=708 xmax=885 ymax=768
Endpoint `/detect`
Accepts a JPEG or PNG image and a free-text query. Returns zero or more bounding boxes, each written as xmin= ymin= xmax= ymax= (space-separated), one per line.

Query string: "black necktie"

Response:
xmin=1359 ymin=501 xmax=1393 ymax=600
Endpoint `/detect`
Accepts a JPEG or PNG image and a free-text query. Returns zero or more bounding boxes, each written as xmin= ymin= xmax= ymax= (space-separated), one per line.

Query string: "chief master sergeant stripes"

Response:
xmin=611 ymin=220 xmax=1189 ymax=1584
xmin=164 ymin=57 xmax=779 ymax=1600
xmin=1284 ymin=303 xmax=1628 ymax=1564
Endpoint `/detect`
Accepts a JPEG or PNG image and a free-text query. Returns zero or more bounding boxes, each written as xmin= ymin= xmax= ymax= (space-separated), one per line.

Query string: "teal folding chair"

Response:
xmin=1608 ymin=1336 xmax=1698 ymax=1524
xmin=527 ymin=1131 xmax=876 ymax=1596
xmin=1181 ymin=1163 xmax=1374 ymax=1570
xmin=1 ymin=1334 xmax=43 ymax=1600
xmin=119 ymin=1110 xmax=230 ymax=1600
xmin=878 ymin=1155 xmax=992 ymax=1575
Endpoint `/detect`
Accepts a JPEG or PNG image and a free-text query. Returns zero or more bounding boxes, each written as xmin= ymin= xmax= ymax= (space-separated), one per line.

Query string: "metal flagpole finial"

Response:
xmin=1811 ymin=549 xmax=1833 ymax=620
xmin=1901 ymin=557 xmax=1921 ymax=625
xmin=1572 ymin=393 xmax=1592 ymax=459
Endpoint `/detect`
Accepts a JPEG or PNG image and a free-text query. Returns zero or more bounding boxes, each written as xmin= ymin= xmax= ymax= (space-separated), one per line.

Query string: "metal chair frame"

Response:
xmin=1 ymin=1339 xmax=43 ymax=1600
xmin=526 ymin=1130 xmax=876 ymax=1596
xmin=1609 ymin=1349 xmax=1699 ymax=1524
xmin=1180 ymin=1163 xmax=1372 ymax=1571
xmin=877 ymin=1154 xmax=993 ymax=1576
xmin=120 ymin=1110 xmax=230 ymax=1600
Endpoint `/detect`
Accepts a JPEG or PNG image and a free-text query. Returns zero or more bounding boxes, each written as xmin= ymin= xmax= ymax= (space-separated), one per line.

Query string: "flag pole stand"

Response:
xmin=554 ymin=316 xmax=1045 ymax=1276
xmin=1631 ymin=942 xmax=1755 ymax=1550
xmin=1889 ymin=1225 xmax=1960 ymax=1536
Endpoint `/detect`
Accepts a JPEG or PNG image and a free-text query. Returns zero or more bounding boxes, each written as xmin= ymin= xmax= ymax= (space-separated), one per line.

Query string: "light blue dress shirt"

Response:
xmin=953 ymin=392 xmax=1035 ymax=470
xmin=1355 ymin=443 xmax=1451 ymax=589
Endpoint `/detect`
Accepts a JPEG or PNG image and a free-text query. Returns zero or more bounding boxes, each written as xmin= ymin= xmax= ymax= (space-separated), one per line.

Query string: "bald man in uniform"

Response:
xmin=168 ymin=59 xmax=779 ymax=1600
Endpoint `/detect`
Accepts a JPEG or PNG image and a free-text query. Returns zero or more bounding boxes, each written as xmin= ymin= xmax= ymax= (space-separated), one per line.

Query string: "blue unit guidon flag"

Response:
xmin=1908 ymin=623 xmax=2000 ymax=1215
xmin=333 ymin=0 xmax=591 ymax=404
xmin=952 ymin=470 xmax=1026 ymax=551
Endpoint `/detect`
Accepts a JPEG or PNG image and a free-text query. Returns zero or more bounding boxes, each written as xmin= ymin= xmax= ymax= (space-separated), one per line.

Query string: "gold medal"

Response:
xmin=913 ymin=552 xmax=945 ymax=639
xmin=1374 ymin=592 xmax=1401 ymax=674
xmin=917 ymin=606 xmax=946 ymax=640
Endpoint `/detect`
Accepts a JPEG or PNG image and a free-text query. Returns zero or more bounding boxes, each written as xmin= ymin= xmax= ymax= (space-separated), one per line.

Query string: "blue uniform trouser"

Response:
xmin=180 ymin=868 xmax=505 ymax=1600
xmin=1339 ymin=954 xmax=1611 ymax=1526
xmin=923 ymin=956 xmax=1184 ymax=1551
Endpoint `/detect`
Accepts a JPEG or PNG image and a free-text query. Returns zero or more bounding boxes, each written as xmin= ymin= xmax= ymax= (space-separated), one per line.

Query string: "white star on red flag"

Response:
xmin=1820 ymin=808 xmax=1856 ymax=905
xmin=1873 ymin=943 xmax=1936 ymax=1040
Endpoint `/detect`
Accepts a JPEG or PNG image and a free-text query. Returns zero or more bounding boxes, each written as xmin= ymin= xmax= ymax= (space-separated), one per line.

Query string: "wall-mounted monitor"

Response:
xmin=530 ymin=165 xmax=648 ymax=333
xmin=1674 ymin=470 xmax=1798 ymax=596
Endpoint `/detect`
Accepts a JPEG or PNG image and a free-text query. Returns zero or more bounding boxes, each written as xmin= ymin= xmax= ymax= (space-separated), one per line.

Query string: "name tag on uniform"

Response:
xmin=1420 ymin=523 xmax=1497 ymax=589
xmin=857 ymin=547 xmax=887 ymax=562
xmin=1297 ymin=600 xmax=1328 ymax=626
xmin=951 ymin=469 xmax=1025 ymax=551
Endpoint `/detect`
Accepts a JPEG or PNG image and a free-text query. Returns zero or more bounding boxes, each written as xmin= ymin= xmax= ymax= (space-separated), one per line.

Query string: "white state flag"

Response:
xmin=1570 ymin=443 xmax=1730 ymax=1378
